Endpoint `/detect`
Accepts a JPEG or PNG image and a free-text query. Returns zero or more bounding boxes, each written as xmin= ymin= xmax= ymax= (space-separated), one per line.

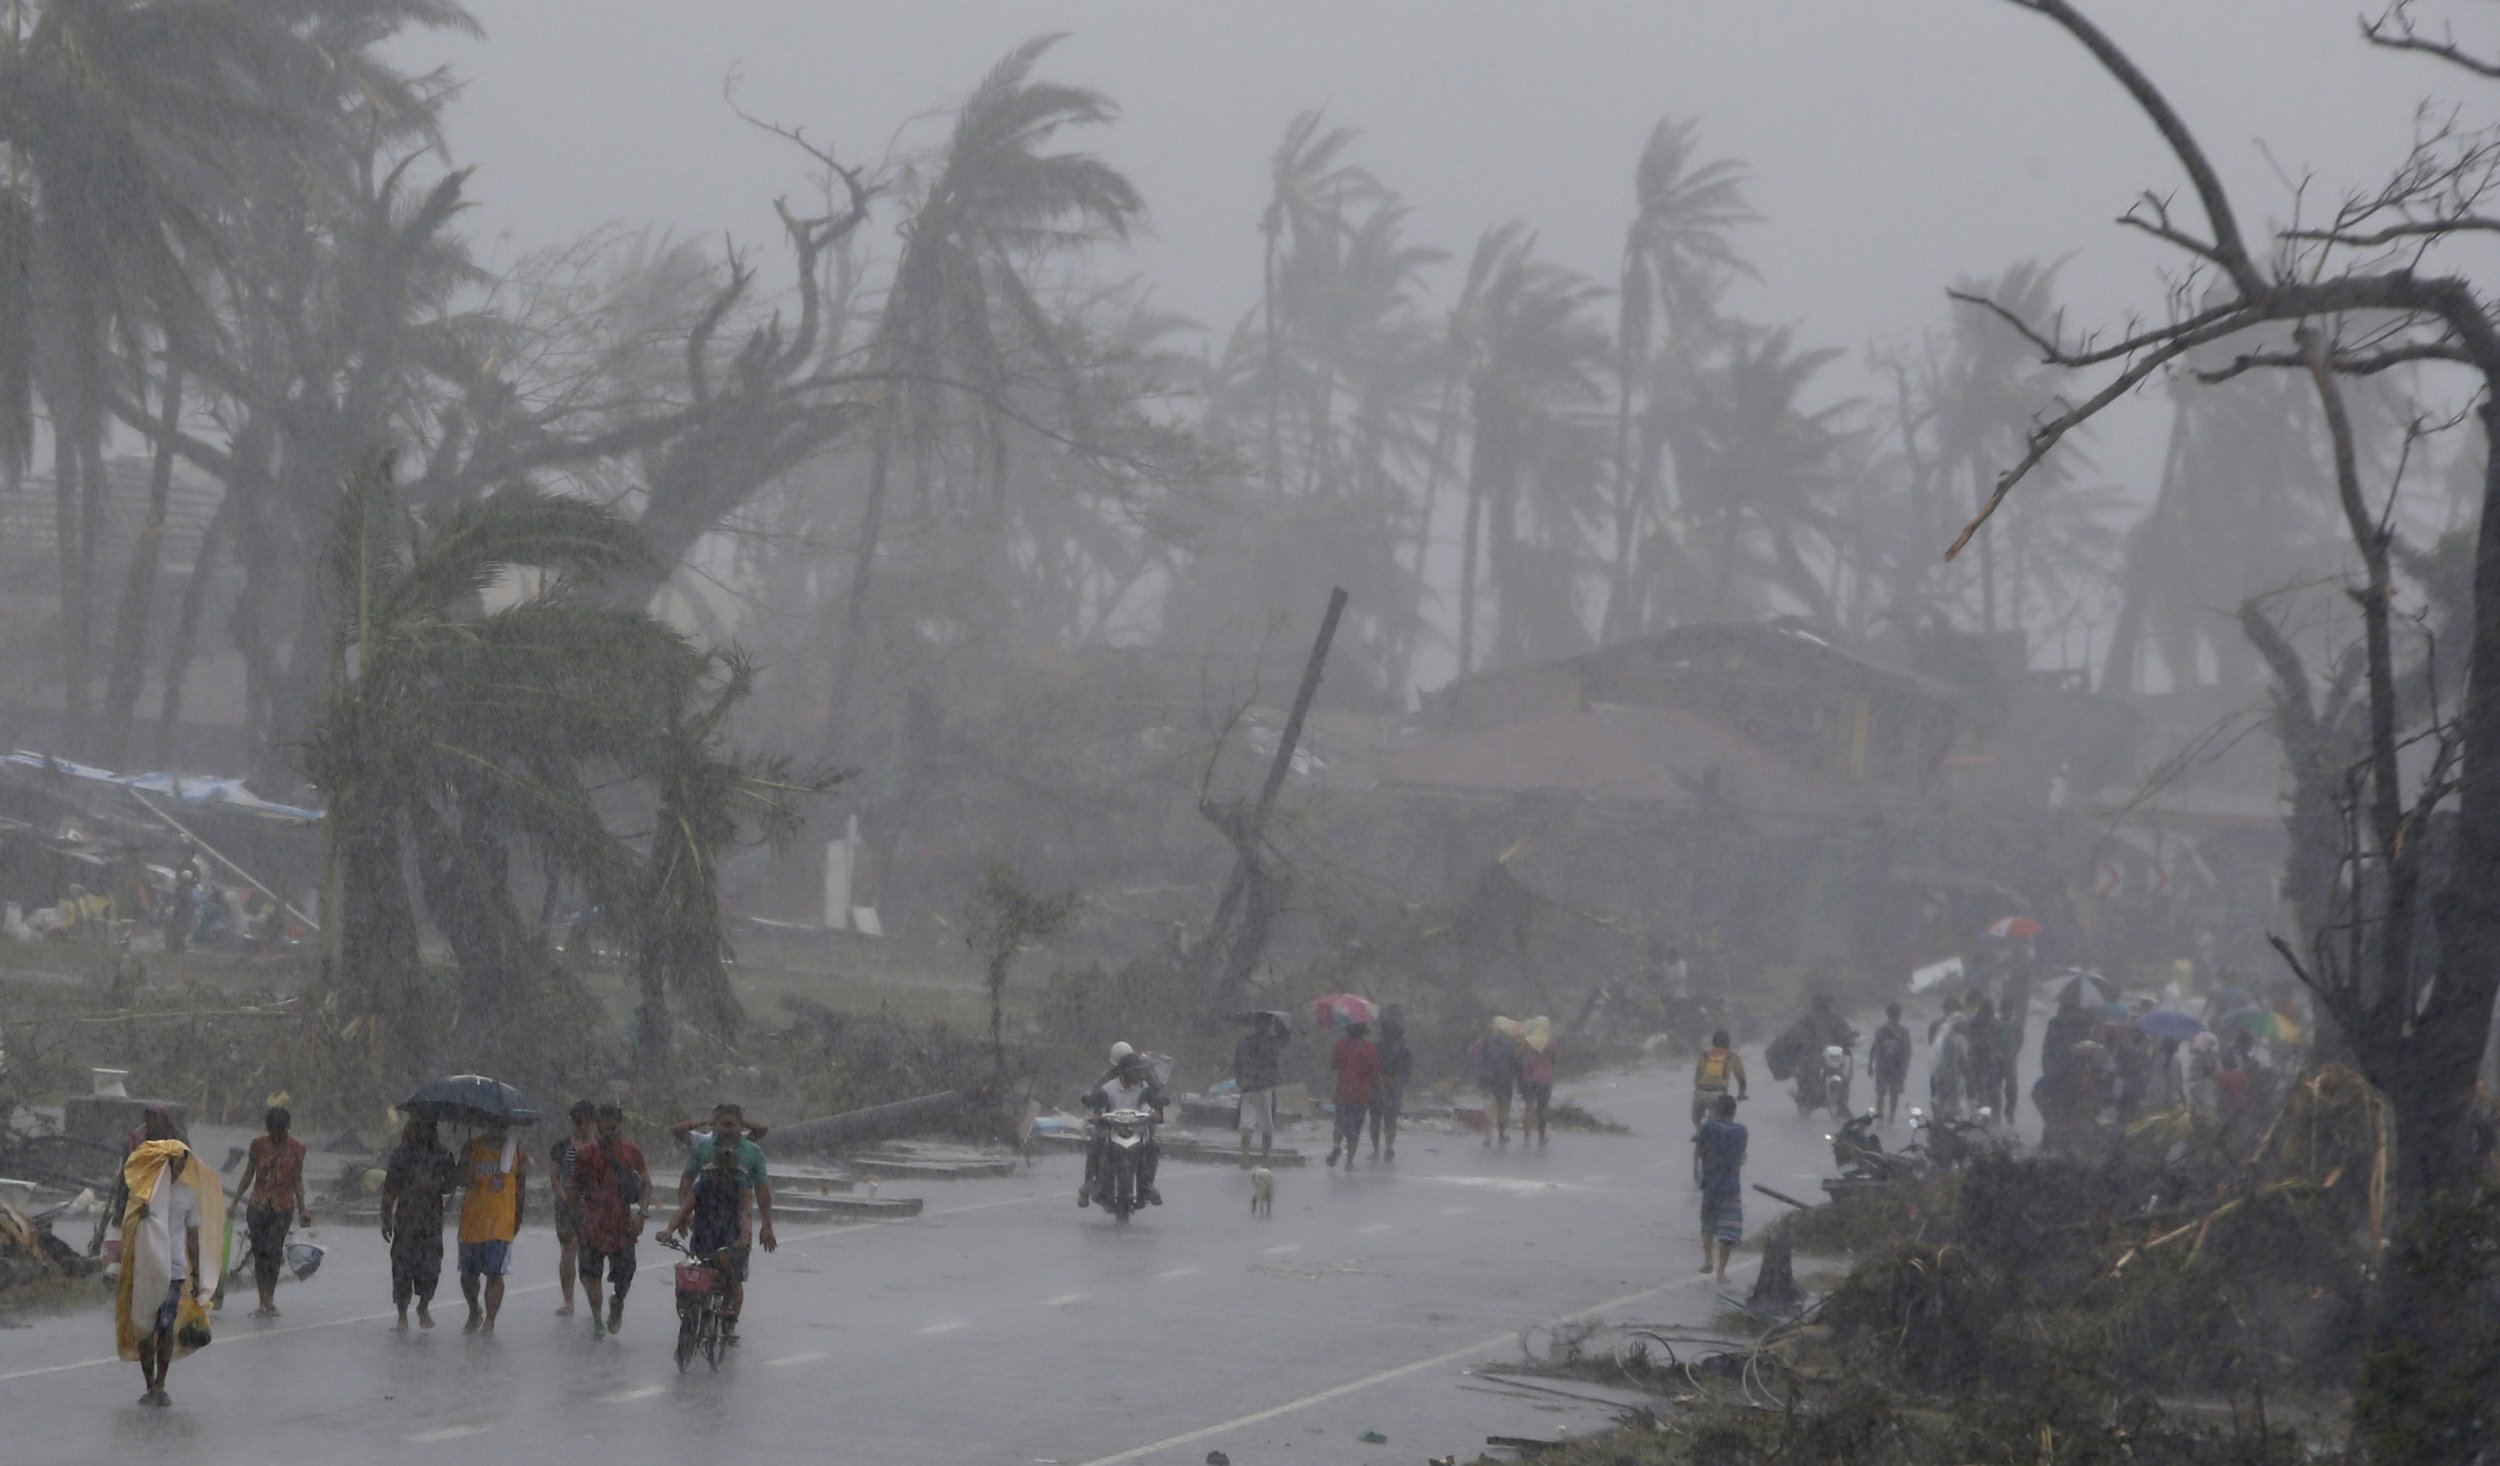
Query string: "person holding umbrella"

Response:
xmin=1231 ymin=1013 xmax=1290 ymax=1169
xmin=380 ymin=1117 xmax=455 ymax=1330
xmin=1326 ymin=1021 xmax=1381 ymax=1169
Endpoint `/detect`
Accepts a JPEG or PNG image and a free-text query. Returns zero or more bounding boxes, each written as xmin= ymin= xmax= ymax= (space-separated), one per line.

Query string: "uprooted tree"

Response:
xmin=1963 ymin=2 xmax=2500 ymax=1456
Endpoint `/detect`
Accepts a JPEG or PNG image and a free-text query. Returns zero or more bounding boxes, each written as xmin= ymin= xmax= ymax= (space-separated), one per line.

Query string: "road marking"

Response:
xmin=766 ymin=1350 xmax=828 ymax=1367
xmin=1355 ymin=1223 xmax=1394 ymax=1235
xmin=406 ymin=1423 xmax=494 ymax=1442
xmin=1155 ymin=1266 xmax=1202 ymax=1279
xmin=1044 ymin=1292 xmax=1090 ymax=1306
xmin=1073 ymin=1275 xmax=1732 ymax=1466
xmin=599 ymin=1385 xmax=666 ymax=1403
xmin=1260 ymin=1243 xmax=1300 ymax=1255
xmin=1647 ymin=1159 xmax=1678 ymax=1169
xmin=917 ymin=1320 xmax=966 ymax=1335
xmin=1438 ymin=1205 xmax=1473 ymax=1216
xmin=0 ymin=1191 xmax=1059 ymax=1388
xmin=1583 ymin=1172 xmax=1614 ymax=1183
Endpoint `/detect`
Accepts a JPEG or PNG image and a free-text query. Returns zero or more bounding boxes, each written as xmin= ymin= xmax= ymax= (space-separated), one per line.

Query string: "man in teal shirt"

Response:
xmin=672 ymin=1104 xmax=777 ymax=1340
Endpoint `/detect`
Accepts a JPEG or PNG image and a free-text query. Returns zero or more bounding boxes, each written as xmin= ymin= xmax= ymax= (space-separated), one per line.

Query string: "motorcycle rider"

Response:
xmin=1079 ymin=1045 xmax=1166 ymax=1207
xmin=1792 ymin=991 xmax=1858 ymax=1109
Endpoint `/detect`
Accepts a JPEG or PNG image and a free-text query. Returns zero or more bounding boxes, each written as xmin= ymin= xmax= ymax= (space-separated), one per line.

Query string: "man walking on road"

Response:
xmin=548 ymin=1100 xmax=593 ymax=1316
xmin=233 ymin=1105 xmax=310 ymax=1318
xmin=1694 ymin=1093 xmax=1748 ymax=1283
xmin=1871 ymin=1006 xmax=1912 ymax=1124
xmin=1233 ymin=1013 xmax=1287 ymax=1168
xmin=1370 ymin=1006 xmax=1413 ymax=1161
xmin=381 ymin=1117 xmax=454 ymax=1330
xmin=456 ymin=1118 xmax=527 ymax=1335
xmin=1325 ymin=1022 xmax=1380 ymax=1169
xmin=577 ymin=1102 xmax=650 ymax=1337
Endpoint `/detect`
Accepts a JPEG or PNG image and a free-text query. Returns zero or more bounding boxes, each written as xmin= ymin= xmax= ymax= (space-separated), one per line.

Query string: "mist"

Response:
xmin=3 ymin=3 xmax=2499 ymax=1464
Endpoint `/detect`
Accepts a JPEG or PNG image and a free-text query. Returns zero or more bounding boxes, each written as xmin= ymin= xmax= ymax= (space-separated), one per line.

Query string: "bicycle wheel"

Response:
xmin=674 ymin=1313 xmax=695 ymax=1373
xmin=1612 ymin=1329 xmax=1681 ymax=1379
xmin=702 ymin=1304 xmax=724 ymax=1370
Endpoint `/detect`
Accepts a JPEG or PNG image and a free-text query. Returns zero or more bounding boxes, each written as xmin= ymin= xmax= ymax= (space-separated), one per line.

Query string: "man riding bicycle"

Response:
xmin=658 ymin=1144 xmax=749 ymax=1351
xmin=1692 ymin=1029 xmax=1749 ymax=1129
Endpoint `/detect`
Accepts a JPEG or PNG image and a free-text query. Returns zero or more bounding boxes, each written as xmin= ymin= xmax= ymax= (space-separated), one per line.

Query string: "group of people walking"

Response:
xmin=1222 ymin=1006 xmax=1558 ymax=1171
xmin=101 ymin=1095 xmax=780 ymax=1409
xmin=375 ymin=1099 xmax=775 ymax=1341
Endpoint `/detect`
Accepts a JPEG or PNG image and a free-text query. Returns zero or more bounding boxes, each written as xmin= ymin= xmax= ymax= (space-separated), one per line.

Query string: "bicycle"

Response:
xmin=657 ymin=1233 xmax=731 ymax=1373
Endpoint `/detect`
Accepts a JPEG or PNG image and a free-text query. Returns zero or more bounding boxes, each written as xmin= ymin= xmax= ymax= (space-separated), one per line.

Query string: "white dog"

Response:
xmin=1249 ymin=1167 xmax=1274 ymax=1216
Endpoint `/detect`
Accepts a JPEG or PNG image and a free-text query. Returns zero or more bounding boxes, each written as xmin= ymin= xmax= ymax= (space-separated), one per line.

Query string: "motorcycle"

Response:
xmin=1911 ymin=1106 xmax=2014 ymax=1173
xmin=1793 ymin=1044 xmax=1854 ymax=1118
xmin=1088 ymin=1107 xmax=1158 ymax=1222
xmin=1823 ymin=1109 xmax=1925 ymax=1198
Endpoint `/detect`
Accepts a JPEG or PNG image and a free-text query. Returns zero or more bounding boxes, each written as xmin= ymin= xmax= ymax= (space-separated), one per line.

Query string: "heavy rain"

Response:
xmin=2 ymin=2 xmax=2498 ymax=1462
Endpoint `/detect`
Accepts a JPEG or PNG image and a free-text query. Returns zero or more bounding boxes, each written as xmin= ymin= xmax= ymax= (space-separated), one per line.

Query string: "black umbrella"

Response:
xmin=401 ymin=1074 xmax=539 ymax=1127
xmin=2055 ymin=969 xmax=2121 ymax=1007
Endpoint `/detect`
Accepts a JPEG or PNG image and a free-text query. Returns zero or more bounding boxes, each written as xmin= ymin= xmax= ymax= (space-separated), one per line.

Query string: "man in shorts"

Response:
xmin=456 ymin=1118 xmax=527 ymax=1335
xmin=576 ymin=1102 xmax=650 ymax=1337
xmin=232 ymin=1105 xmax=310 ymax=1318
xmin=1232 ymin=1012 xmax=1287 ymax=1168
xmin=1694 ymin=1092 xmax=1748 ymax=1282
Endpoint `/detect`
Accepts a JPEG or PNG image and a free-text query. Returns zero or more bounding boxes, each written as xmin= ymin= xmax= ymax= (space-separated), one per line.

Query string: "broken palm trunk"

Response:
xmin=1193 ymin=586 xmax=1348 ymax=1016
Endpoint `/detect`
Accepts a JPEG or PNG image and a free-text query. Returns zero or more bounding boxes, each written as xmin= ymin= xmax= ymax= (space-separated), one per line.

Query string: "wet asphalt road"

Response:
xmin=0 ymin=1034 xmax=2014 ymax=1465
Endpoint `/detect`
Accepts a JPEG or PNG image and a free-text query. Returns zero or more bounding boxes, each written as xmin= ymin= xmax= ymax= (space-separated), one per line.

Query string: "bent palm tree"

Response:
xmin=308 ymin=456 xmax=701 ymax=1070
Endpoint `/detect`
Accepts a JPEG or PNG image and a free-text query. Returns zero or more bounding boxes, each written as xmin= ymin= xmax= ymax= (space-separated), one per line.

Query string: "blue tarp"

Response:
xmin=0 ymin=751 xmax=324 ymax=824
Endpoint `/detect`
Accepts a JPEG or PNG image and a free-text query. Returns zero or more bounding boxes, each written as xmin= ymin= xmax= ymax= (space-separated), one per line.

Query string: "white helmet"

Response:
xmin=1108 ymin=1041 xmax=1135 ymax=1065
xmin=1824 ymin=1045 xmax=1845 ymax=1062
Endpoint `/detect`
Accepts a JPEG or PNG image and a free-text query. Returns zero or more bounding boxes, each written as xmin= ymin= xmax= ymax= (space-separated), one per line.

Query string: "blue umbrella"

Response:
xmin=401 ymin=1074 xmax=539 ymax=1126
xmin=2135 ymin=1010 xmax=2205 ymax=1043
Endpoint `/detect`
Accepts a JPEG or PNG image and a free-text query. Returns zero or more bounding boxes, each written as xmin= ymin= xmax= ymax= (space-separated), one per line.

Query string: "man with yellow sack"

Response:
xmin=114 ymin=1135 xmax=226 ymax=1407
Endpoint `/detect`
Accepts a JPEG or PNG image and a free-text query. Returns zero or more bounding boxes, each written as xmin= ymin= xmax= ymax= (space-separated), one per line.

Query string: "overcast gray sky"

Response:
xmin=407 ymin=0 xmax=2500 ymax=510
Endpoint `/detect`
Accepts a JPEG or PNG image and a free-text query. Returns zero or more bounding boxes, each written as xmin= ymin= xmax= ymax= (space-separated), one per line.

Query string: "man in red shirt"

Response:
xmin=1326 ymin=1023 xmax=1382 ymax=1169
xmin=233 ymin=1106 xmax=310 ymax=1318
xmin=575 ymin=1103 xmax=651 ymax=1338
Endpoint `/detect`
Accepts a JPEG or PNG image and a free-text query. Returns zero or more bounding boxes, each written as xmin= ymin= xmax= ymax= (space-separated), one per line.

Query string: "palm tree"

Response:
xmin=1451 ymin=224 xmax=1610 ymax=672
xmin=306 ymin=456 xmax=702 ymax=1069
xmin=0 ymin=0 xmax=475 ymax=753
xmin=1603 ymin=118 xmax=1757 ymax=641
xmin=828 ymin=33 xmax=1143 ymax=728
xmin=1666 ymin=323 xmax=1851 ymax=625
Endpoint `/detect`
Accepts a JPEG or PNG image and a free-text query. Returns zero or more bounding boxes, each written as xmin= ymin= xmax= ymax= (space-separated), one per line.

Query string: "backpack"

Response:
xmin=1697 ymin=1048 xmax=1735 ymax=1089
xmin=1872 ymin=1025 xmax=1910 ymax=1072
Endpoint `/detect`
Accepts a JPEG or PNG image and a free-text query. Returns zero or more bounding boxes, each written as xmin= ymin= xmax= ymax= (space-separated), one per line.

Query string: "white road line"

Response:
xmin=1583 ymin=1172 xmax=1614 ymax=1183
xmin=405 ymin=1423 xmax=495 ymax=1442
xmin=1438 ymin=1205 xmax=1473 ymax=1216
xmin=1155 ymin=1266 xmax=1202 ymax=1279
xmin=917 ymin=1320 xmax=966 ymax=1335
xmin=0 ymin=1191 xmax=1056 ymax=1388
xmin=1044 ymin=1292 xmax=1089 ymax=1307
xmin=1355 ymin=1223 xmax=1394 ymax=1235
xmin=1260 ymin=1243 xmax=1300 ymax=1255
xmin=765 ymin=1350 xmax=828 ymax=1367
xmin=1073 ymin=1274 xmax=1732 ymax=1466
xmin=599 ymin=1385 xmax=666 ymax=1404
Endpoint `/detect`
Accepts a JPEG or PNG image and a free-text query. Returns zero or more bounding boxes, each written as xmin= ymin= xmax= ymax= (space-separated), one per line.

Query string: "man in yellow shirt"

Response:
xmin=456 ymin=1120 xmax=528 ymax=1336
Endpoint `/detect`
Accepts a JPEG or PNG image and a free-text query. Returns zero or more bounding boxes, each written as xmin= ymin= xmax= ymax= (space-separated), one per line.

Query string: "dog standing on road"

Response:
xmin=1249 ymin=1166 xmax=1274 ymax=1216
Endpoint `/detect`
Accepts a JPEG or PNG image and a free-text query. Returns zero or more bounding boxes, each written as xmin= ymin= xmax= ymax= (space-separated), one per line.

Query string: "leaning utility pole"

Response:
xmin=1193 ymin=587 xmax=1348 ymax=1014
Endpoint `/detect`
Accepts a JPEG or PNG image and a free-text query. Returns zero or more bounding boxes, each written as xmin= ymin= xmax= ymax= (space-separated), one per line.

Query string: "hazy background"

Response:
xmin=411 ymin=0 xmax=2495 ymax=486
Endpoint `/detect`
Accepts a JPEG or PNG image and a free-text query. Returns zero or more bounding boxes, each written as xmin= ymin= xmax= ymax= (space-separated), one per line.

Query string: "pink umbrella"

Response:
xmin=1984 ymin=915 xmax=2043 ymax=941
xmin=1310 ymin=994 xmax=1379 ymax=1029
